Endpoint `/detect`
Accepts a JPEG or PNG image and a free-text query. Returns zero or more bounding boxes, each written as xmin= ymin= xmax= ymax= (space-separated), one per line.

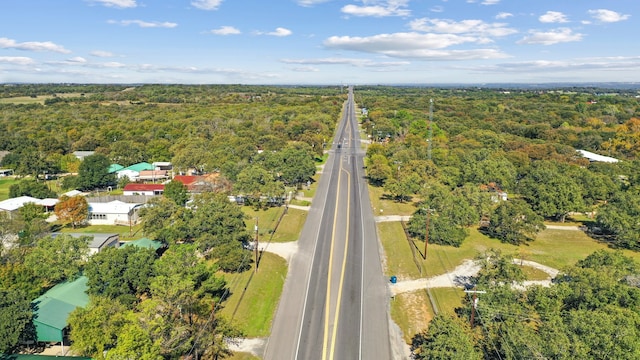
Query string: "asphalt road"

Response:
xmin=263 ymin=87 xmax=392 ymax=360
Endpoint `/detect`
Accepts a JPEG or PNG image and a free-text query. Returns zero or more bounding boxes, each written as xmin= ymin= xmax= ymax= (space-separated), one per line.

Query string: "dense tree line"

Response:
xmin=412 ymin=250 xmax=640 ymax=359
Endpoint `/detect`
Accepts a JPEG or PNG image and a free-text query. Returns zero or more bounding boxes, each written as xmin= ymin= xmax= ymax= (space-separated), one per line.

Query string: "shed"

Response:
xmin=32 ymin=276 xmax=89 ymax=347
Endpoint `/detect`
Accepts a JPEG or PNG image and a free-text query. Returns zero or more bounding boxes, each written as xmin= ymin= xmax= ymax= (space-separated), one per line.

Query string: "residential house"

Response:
xmin=87 ymin=200 xmax=142 ymax=226
xmin=123 ymin=183 xmax=164 ymax=196
xmin=115 ymin=162 xmax=155 ymax=181
xmin=138 ymin=169 xmax=169 ymax=182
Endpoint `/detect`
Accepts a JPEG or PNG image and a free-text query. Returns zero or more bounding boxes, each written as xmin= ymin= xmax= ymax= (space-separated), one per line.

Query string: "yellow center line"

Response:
xmin=322 ymin=163 xmax=342 ymax=360
xmin=328 ymin=169 xmax=351 ymax=360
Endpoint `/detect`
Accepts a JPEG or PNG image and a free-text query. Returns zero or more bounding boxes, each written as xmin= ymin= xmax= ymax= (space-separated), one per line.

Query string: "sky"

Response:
xmin=0 ymin=0 xmax=639 ymax=85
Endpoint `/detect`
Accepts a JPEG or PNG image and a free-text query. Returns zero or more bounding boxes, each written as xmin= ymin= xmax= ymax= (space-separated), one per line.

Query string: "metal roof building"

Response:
xmin=32 ymin=276 xmax=89 ymax=344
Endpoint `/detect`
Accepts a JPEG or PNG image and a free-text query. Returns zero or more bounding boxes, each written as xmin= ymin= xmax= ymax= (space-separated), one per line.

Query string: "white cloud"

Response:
xmin=323 ymin=32 xmax=509 ymax=60
xmin=517 ymin=28 xmax=583 ymax=45
xmin=90 ymin=50 xmax=115 ymax=57
xmin=495 ymin=12 xmax=512 ymax=20
xmin=89 ymin=0 xmax=137 ymax=8
xmin=539 ymin=11 xmax=569 ymax=23
xmin=409 ymin=18 xmax=517 ymax=37
xmin=209 ymin=26 xmax=241 ymax=35
xmin=266 ymin=27 xmax=292 ymax=37
xmin=588 ymin=9 xmax=630 ymax=23
xmin=0 ymin=37 xmax=71 ymax=53
xmin=341 ymin=0 xmax=410 ymax=17
xmin=481 ymin=0 xmax=500 ymax=5
xmin=475 ymin=56 xmax=640 ymax=74
xmin=296 ymin=0 xmax=331 ymax=6
xmin=108 ymin=20 xmax=178 ymax=28
xmin=191 ymin=0 xmax=223 ymax=10
xmin=0 ymin=56 xmax=35 ymax=65
xmin=281 ymin=57 xmax=409 ymax=67
xmin=66 ymin=57 xmax=87 ymax=64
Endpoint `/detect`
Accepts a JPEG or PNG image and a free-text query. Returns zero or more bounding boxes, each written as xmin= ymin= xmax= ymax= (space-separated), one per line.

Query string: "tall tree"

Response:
xmin=54 ymin=195 xmax=89 ymax=228
xmin=23 ymin=233 xmax=89 ymax=286
xmin=0 ymin=288 xmax=34 ymax=354
xmin=9 ymin=179 xmax=56 ymax=199
xmin=485 ymin=199 xmax=545 ymax=245
xmin=163 ymin=180 xmax=189 ymax=206
xmin=411 ymin=313 xmax=481 ymax=360
xmin=76 ymin=154 xmax=116 ymax=190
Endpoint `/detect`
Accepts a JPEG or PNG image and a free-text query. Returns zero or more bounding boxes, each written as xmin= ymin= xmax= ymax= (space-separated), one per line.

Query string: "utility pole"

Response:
xmin=424 ymin=209 xmax=430 ymax=260
xmin=464 ymin=289 xmax=486 ymax=327
xmin=254 ymin=217 xmax=259 ymax=272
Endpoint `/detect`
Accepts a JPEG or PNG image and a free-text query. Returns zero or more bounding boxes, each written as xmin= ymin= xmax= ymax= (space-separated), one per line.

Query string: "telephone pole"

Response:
xmin=254 ymin=217 xmax=259 ymax=272
xmin=464 ymin=289 xmax=486 ymax=327
xmin=424 ymin=209 xmax=430 ymax=260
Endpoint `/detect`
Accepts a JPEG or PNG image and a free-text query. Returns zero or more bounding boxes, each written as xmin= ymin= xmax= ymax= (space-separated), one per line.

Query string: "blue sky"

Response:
xmin=0 ymin=0 xmax=638 ymax=84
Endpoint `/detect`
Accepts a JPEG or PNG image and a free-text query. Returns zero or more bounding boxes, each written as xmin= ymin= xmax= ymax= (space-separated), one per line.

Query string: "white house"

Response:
xmin=0 ymin=196 xmax=59 ymax=218
xmin=116 ymin=169 xmax=140 ymax=181
xmin=87 ymin=200 xmax=142 ymax=226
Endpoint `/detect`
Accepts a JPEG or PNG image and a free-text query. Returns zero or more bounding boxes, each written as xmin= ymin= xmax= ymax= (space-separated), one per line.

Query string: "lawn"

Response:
xmin=0 ymin=178 xmax=19 ymax=200
xmin=219 ymin=252 xmax=287 ymax=337
xmin=368 ymin=184 xmax=419 ymax=217
xmin=57 ymin=223 xmax=144 ymax=241
xmin=241 ymin=206 xmax=306 ymax=243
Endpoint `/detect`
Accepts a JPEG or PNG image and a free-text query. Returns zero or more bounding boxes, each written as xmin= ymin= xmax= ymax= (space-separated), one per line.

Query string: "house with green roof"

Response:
xmin=32 ymin=276 xmax=89 ymax=351
xmin=108 ymin=163 xmax=124 ymax=174
xmin=115 ymin=162 xmax=155 ymax=181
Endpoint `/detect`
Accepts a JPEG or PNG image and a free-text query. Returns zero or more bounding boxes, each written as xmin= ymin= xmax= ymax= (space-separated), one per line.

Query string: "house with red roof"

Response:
xmin=123 ymin=183 xmax=165 ymax=196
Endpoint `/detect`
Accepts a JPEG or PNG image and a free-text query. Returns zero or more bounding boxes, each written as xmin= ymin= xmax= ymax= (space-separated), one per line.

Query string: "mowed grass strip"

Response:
xmin=219 ymin=252 xmax=287 ymax=337
xmin=241 ymin=206 xmax=306 ymax=243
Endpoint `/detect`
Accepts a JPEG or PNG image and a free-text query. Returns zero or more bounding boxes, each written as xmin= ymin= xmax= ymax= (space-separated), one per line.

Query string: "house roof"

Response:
xmin=108 ymin=163 xmax=124 ymax=173
xmin=63 ymin=189 xmax=86 ymax=197
xmin=122 ymin=162 xmax=154 ymax=172
xmin=72 ymin=151 xmax=95 ymax=159
xmin=577 ymin=149 xmax=620 ymax=163
xmin=32 ymin=276 xmax=89 ymax=341
xmin=88 ymin=200 xmax=141 ymax=214
xmin=122 ymin=237 xmax=164 ymax=250
xmin=123 ymin=183 xmax=165 ymax=192
xmin=173 ymin=175 xmax=200 ymax=185
xmin=54 ymin=233 xmax=119 ymax=250
xmin=0 ymin=196 xmax=58 ymax=212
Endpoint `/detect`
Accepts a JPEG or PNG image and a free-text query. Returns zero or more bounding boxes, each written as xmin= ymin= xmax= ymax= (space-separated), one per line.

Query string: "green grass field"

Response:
xmin=58 ymin=223 xmax=144 ymax=241
xmin=241 ymin=206 xmax=307 ymax=243
xmin=0 ymin=178 xmax=19 ymax=200
xmin=219 ymin=252 xmax=287 ymax=337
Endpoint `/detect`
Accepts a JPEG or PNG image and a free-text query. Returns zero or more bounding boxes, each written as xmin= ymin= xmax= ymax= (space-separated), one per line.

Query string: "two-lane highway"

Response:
xmin=264 ymin=87 xmax=391 ymax=360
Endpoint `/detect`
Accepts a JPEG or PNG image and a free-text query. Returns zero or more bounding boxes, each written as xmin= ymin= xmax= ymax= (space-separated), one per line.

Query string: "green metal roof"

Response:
xmin=32 ymin=276 xmax=89 ymax=342
xmin=108 ymin=163 xmax=124 ymax=173
xmin=121 ymin=237 xmax=164 ymax=250
xmin=122 ymin=162 xmax=154 ymax=172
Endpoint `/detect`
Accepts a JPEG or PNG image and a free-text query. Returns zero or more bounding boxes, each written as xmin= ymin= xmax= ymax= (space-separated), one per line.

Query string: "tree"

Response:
xmin=273 ymin=146 xmax=316 ymax=187
xmin=23 ymin=233 xmax=89 ymax=286
xmin=68 ymin=296 xmax=130 ymax=359
xmin=0 ymin=288 xmax=33 ymax=354
xmin=518 ymin=161 xmax=584 ymax=222
xmin=596 ymin=188 xmax=640 ymax=250
xmin=411 ymin=313 xmax=481 ymax=360
xmin=366 ymin=154 xmax=392 ymax=186
xmin=9 ymin=179 xmax=56 ymax=199
xmin=485 ymin=199 xmax=545 ymax=245
xmin=54 ymin=195 xmax=89 ymax=228
xmin=84 ymin=246 xmax=157 ymax=305
xmin=139 ymin=196 xmax=190 ymax=243
xmin=76 ymin=154 xmax=115 ymax=190
xmin=163 ymin=180 xmax=189 ymax=206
